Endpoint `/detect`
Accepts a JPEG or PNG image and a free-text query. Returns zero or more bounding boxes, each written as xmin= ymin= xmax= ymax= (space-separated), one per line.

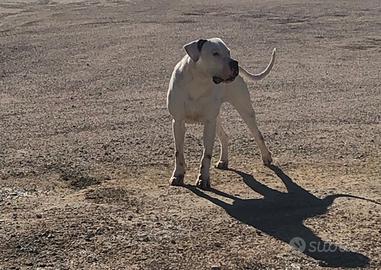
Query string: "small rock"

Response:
xmin=87 ymin=256 xmax=98 ymax=263
xmin=214 ymin=242 xmax=222 ymax=248
xmin=85 ymin=232 xmax=95 ymax=241
xmin=95 ymin=228 xmax=105 ymax=235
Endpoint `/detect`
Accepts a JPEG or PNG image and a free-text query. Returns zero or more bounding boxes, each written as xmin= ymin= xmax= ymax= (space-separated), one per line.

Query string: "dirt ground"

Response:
xmin=0 ymin=0 xmax=380 ymax=269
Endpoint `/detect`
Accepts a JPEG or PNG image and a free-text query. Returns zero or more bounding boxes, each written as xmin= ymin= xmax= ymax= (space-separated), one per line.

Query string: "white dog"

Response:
xmin=167 ymin=38 xmax=276 ymax=189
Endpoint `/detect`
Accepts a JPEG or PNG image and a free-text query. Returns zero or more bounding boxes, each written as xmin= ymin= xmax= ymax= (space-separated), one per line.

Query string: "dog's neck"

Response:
xmin=186 ymin=56 xmax=213 ymax=83
xmin=184 ymin=56 xmax=215 ymax=99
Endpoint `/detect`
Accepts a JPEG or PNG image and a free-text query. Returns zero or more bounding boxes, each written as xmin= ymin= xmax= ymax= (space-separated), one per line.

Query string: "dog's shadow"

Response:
xmin=186 ymin=165 xmax=377 ymax=268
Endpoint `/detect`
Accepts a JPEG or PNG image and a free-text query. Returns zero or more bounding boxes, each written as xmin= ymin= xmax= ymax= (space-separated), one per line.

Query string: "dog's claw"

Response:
xmin=195 ymin=176 xmax=210 ymax=190
xmin=215 ymin=161 xmax=229 ymax=170
xmin=169 ymin=175 xmax=184 ymax=186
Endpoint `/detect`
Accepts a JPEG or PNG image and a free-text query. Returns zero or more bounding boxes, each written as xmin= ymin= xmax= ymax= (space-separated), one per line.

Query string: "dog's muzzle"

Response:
xmin=213 ymin=60 xmax=239 ymax=84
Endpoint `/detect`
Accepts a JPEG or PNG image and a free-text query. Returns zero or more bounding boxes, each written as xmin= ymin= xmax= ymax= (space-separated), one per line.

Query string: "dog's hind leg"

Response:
xmin=237 ymin=105 xmax=272 ymax=165
xmin=227 ymin=80 xmax=272 ymax=166
xmin=215 ymin=117 xmax=229 ymax=170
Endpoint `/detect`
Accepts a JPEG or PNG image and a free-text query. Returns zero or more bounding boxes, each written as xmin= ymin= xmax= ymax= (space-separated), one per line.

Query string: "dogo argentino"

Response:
xmin=167 ymin=38 xmax=276 ymax=189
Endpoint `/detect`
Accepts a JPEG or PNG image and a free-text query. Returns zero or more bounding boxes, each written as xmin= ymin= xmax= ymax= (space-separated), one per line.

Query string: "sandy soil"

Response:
xmin=0 ymin=0 xmax=380 ymax=269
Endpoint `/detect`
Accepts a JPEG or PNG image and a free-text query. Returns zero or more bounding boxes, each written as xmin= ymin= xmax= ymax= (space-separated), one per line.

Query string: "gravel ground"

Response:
xmin=0 ymin=0 xmax=380 ymax=269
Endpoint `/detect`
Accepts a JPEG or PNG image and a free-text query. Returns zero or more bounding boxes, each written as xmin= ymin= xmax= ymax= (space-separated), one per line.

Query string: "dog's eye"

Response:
xmin=213 ymin=52 xmax=220 ymax=57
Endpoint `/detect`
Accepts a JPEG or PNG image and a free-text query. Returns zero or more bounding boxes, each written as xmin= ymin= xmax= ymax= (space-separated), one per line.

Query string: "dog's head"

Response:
xmin=184 ymin=38 xmax=239 ymax=84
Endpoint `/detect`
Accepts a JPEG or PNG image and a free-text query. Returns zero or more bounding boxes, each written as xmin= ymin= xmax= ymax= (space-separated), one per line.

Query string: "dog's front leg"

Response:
xmin=169 ymin=119 xmax=186 ymax=186
xmin=196 ymin=119 xmax=217 ymax=189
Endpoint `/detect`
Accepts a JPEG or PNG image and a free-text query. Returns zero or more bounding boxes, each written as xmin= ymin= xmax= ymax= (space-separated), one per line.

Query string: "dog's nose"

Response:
xmin=229 ymin=60 xmax=239 ymax=75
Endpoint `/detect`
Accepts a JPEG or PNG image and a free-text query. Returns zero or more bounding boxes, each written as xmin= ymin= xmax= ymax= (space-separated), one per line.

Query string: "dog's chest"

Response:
xmin=184 ymin=92 xmax=221 ymax=122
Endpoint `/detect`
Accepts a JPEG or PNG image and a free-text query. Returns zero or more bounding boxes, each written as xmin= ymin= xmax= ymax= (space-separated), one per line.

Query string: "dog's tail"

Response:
xmin=239 ymin=48 xmax=276 ymax=81
xmin=323 ymin=194 xmax=381 ymax=206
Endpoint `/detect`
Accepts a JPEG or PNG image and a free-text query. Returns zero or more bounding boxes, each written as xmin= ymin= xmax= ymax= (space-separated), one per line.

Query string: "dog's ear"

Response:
xmin=183 ymin=39 xmax=207 ymax=62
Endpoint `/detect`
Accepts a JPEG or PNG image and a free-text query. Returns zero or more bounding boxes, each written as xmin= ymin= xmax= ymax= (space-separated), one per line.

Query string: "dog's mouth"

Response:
xmin=212 ymin=76 xmax=237 ymax=84
xmin=213 ymin=68 xmax=239 ymax=84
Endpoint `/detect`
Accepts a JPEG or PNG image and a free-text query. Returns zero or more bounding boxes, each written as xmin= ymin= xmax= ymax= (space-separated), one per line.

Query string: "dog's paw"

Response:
xmin=262 ymin=152 xmax=273 ymax=166
xmin=195 ymin=175 xmax=210 ymax=190
xmin=169 ymin=175 xmax=184 ymax=186
xmin=215 ymin=160 xmax=229 ymax=170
